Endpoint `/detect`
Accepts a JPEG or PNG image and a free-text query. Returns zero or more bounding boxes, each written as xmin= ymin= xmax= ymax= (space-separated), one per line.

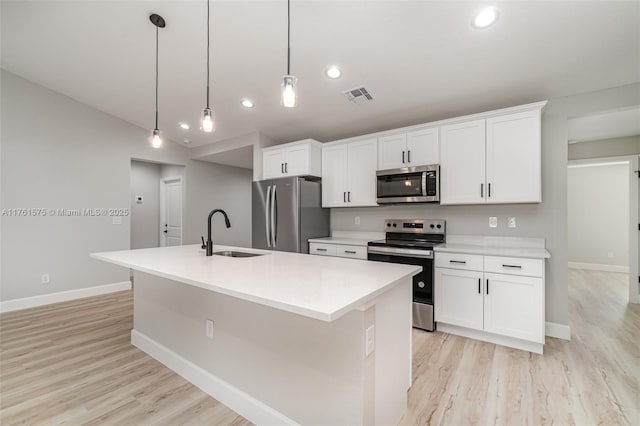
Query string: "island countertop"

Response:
xmin=91 ymin=244 xmax=420 ymax=322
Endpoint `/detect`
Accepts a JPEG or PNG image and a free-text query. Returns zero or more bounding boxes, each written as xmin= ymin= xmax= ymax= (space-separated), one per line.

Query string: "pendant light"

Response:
xmin=281 ymin=0 xmax=297 ymax=108
xmin=202 ymin=0 xmax=215 ymax=132
xmin=150 ymin=14 xmax=166 ymax=148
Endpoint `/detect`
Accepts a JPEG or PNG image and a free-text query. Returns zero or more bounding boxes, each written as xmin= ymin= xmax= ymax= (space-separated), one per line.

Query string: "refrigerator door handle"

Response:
xmin=270 ymin=185 xmax=277 ymax=247
xmin=265 ymin=185 xmax=272 ymax=248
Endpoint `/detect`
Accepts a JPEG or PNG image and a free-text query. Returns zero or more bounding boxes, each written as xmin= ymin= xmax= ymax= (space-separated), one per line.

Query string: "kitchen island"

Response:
xmin=91 ymin=244 xmax=420 ymax=425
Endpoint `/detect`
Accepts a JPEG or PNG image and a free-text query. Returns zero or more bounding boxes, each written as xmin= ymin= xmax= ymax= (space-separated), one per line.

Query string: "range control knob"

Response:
xmin=392 ymin=223 xmax=397 ymax=227
xmin=436 ymin=224 xmax=442 ymax=229
xmin=387 ymin=223 xmax=391 ymax=227
xmin=430 ymin=224 xmax=435 ymax=229
xmin=418 ymin=281 xmax=425 ymax=289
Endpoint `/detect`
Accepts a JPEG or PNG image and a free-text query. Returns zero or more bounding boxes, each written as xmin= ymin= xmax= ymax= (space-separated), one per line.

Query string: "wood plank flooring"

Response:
xmin=1 ymin=270 xmax=638 ymax=425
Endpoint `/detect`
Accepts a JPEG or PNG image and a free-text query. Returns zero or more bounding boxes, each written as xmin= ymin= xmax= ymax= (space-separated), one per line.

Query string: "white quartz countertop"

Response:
xmin=91 ymin=244 xmax=420 ymax=322
xmin=307 ymin=237 xmax=374 ymax=246
xmin=434 ymin=243 xmax=551 ymax=259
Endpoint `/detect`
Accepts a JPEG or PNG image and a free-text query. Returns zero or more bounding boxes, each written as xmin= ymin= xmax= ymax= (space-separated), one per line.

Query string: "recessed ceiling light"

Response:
xmin=241 ymin=99 xmax=255 ymax=108
xmin=326 ymin=66 xmax=341 ymax=79
xmin=472 ymin=7 xmax=499 ymax=28
xmin=179 ymin=122 xmax=190 ymax=130
xmin=183 ymin=139 xmax=191 ymax=144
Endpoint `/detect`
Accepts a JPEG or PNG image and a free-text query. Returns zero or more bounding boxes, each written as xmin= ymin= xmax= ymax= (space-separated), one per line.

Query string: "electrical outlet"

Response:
xmin=206 ymin=319 xmax=214 ymax=339
xmin=112 ymin=216 xmax=122 ymax=225
xmin=365 ymin=325 xmax=375 ymax=357
xmin=507 ymin=217 xmax=517 ymax=228
xmin=607 ymin=252 xmax=614 ymax=259
xmin=355 ymin=216 xmax=361 ymax=225
xmin=41 ymin=273 xmax=50 ymax=284
xmin=489 ymin=217 xmax=498 ymax=228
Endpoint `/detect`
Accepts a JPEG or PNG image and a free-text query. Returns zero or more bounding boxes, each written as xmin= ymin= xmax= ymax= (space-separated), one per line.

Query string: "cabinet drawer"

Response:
xmin=335 ymin=245 xmax=367 ymax=260
xmin=484 ymin=256 xmax=543 ymax=277
xmin=435 ymin=253 xmax=483 ymax=271
xmin=309 ymin=243 xmax=337 ymax=257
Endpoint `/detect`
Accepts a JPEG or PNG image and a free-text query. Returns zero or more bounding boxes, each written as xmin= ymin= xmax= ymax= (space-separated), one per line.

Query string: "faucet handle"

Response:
xmin=201 ymin=236 xmax=206 ymax=250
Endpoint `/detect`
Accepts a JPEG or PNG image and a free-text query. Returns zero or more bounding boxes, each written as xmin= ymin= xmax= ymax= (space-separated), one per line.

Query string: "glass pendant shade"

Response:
xmin=281 ymin=75 xmax=297 ymax=108
xmin=202 ymin=108 xmax=215 ymax=132
xmin=151 ymin=128 xmax=162 ymax=148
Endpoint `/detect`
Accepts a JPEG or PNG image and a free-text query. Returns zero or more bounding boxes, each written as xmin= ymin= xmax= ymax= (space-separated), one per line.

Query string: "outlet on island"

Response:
xmin=41 ymin=273 xmax=50 ymax=284
xmin=206 ymin=319 xmax=214 ymax=339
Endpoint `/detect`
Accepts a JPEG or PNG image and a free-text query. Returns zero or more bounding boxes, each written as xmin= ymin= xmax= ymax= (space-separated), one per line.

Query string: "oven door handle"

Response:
xmin=367 ymin=246 xmax=433 ymax=259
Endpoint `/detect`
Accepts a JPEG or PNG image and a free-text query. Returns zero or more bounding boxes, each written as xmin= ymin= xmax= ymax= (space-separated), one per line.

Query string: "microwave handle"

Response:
xmin=422 ymin=172 xmax=427 ymax=196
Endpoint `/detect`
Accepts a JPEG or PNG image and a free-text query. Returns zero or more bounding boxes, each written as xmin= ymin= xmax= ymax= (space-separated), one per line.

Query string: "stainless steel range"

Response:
xmin=367 ymin=219 xmax=445 ymax=331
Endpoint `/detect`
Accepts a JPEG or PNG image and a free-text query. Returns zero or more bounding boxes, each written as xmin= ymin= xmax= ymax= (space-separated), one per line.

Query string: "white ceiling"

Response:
xmin=2 ymin=1 xmax=639 ymax=150
xmin=568 ymin=106 xmax=640 ymax=143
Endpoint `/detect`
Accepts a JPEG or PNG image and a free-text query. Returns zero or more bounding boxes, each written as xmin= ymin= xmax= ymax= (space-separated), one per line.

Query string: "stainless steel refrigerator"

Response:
xmin=252 ymin=177 xmax=330 ymax=253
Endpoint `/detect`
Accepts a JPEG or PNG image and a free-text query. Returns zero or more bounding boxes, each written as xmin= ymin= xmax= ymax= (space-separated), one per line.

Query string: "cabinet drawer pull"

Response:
xmin=478 ymin=278 xmax=481 ymax=294
xmin=402 ymin=151 xmax=405 ymax=163
xmin=480 ymin=183 xmax=484 ymax=198
xmin=343 ymin=192 xmax=347 ymax=203
xmin=344 ymin=250 xmax=357 ymax=254
xmin=348 ymin=192 xmax=351 ymax=202
xmin=449 ymin=260 xmax=466 ymax=264
xmin=316 ymin=248 xmax=327 ymax=252
xmin=488 ymin=182 xmax=491 ymax=197
xmin=486 ymin=279 xmax=489 ymax=295
xmin=502 ymin=264 xmax=522 ymax=269
xmin=285 ymin=162 xmax=288 ymax=173
xmin=281 ymin=163 xmax=285 ymax=174
xmin=407 ymin=150 xmax=411 ymax=163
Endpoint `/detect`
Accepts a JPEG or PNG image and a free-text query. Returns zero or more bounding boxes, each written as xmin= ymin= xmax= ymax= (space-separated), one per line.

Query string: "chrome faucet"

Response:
xmin=202 ymin=209 xmax=231 ymax=256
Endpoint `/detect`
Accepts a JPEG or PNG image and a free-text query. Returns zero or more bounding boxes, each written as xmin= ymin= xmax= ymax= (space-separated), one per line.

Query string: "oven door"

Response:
xmin=367 ymin=249 xmax=434 ymax=330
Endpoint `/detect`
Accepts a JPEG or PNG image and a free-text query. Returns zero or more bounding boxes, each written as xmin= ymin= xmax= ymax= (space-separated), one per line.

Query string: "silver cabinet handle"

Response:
xmin=344 ymin=250 xmax=357 ymax=254
xmin=481 ymin=183 xmax=484 ymax=198
xmin=449 ymin=260 xmax=466 ymax=264
xmin=265 ymin=185 xmax=272 ymax=248
xmin=502 ymin=264 xmax=522 ymax=269
xmin=407 ymin=150 xmax=411 ymax=163
xmin=316 ymin=248 xmax=327 ymax=252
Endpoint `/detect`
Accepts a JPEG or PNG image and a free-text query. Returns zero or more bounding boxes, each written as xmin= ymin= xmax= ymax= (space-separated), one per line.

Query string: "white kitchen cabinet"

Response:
xmin=435 ymin=252 xmax=545 ymax=353
xmin=309 ymin=242 xmax=367 ymax=260
xmin=440 ymin=106 xmax=543 ymax=205
xmin=322 ymin=138 xmax=377 ymax=207
xmin=435 ymin=268 xmax=483 ymax=331
xmin=262 ymin=139 xmax=322 ymax=179
xmin=377 ymin=128 xmax=439 ymax=170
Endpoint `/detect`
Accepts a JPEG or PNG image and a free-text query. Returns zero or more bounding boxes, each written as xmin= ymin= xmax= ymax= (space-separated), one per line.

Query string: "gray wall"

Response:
xmin=569 ymin=135 xmax=640 ymax=160
xmin=0 ymin=70 xmax=252 ymax=302
xmin=332 ymin=82 xmax=640 ymax=327
xmin=568 ymin=162 xmax=629 ymax=266
xmin=130 ymin=160 xmax=161 ymax=249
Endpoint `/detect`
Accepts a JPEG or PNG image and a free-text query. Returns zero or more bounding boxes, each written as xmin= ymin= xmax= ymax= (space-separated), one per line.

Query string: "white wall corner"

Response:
xmin=0 ymin=281 xmax=132 ymax=313
xmin=545 ymin=321 xmax=571 ymax=340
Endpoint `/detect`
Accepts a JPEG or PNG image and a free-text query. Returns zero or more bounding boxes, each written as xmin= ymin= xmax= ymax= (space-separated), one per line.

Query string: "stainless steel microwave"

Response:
xmin=376 ymin=165 xmax=440 ymax=204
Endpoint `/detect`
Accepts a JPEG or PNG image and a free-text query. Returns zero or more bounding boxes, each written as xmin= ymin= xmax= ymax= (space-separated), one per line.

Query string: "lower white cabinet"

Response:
xmin=435 ymin=253 xmax=545 ymax=353
xmin=309 ymin=242 xmax=367 ymax=260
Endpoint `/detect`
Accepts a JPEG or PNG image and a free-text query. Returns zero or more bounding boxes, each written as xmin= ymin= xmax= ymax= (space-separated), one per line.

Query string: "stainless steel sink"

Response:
xmin=213 ymin=250 xmax=264 ymax=258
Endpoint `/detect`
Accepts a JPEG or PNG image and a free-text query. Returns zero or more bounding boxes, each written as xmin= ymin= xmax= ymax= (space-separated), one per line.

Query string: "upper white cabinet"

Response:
xmin=262 ymin=139 xmax=322 ymax=180
xmin=322 ymin=138 xmax=377 ymax=207
xmin=440 ymin=105 xmax=544 ymax=205
xmin=377 ymin=128 xmax=439 ymax=170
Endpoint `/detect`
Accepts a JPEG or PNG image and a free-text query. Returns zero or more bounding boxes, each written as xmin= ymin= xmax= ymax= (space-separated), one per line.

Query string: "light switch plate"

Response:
xmin=355 ymin=216 xmax=361 ymax=225
xmin=507 ymin=217 xmax=516 ymax=228
xmin=365 ymin=325 xmax=375 ymax=357
xmin=489 ymin=217 xmax=498 ymax=228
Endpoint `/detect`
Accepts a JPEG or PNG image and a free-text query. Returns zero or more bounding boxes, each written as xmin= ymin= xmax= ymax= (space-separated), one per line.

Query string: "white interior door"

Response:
xmin=160 ymin=177 xmax=183 ymax=247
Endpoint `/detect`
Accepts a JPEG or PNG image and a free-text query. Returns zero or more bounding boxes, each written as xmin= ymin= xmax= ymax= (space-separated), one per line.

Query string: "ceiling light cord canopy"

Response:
xmin=281 ymin=0 xmax=297 ymax=108
xmin=202 ymin=0 xmax=215 ymax=132
xmin=150 ymin=13 xmax=165 ymax=148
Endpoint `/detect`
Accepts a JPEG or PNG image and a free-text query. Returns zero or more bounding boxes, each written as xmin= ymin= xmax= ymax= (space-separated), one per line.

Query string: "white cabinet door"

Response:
xmin=435 ymin=267 xmax=484 ymax=330
xmin=263 ymin=149 xmax=286 ymax=179
xmin=347 ymin=138 xmax=378 ymax=206
xmin=284 ymin=144 xmax=310 ymax=176
xmin=406 ymin=128 xmax=439 ymax=166
xmin=322 ymin=144 xmax=349 ymax=207
xmin=483 ymin=273 xmax=544 ymax=343
xmin=440 ymin=119 xmax=486 ymax=205
xmin=486 ymin=110 xmax=541 ymax=203
xmin=378 ymin=134 xmax=407 ymax=170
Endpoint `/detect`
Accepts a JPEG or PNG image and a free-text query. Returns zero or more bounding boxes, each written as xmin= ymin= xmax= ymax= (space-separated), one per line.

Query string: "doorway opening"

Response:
xmin=130 ymin=160 xmax=185 ymax=249
xmin=567 ymin=107 xmax=640 ymax=304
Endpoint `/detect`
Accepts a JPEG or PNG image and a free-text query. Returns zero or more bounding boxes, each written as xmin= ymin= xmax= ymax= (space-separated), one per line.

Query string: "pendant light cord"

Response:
xmin=155 ymin=25 xmax=159 ymax=129
xmin=206 ymin=0 xmax=210 ymax=109
xmin=287 ymin=0 xmax=290 ymax=75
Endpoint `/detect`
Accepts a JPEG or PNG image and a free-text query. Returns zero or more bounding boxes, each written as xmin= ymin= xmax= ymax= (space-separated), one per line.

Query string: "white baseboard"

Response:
xmin=131 ymin=330 xmax=296 ymax=425
xmin=568 ymin=262 xmax=629 ymax=273
xmin=436 ymin=323 xmax=543 ymax=354
xmin=0 ymin=281 xmax=131 ymax=313
xmin=545 ymin=322 xmax=571 ymax=340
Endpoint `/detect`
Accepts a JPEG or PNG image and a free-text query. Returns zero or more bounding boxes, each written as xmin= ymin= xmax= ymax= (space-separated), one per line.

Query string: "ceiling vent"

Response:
xmin=344 ymin=86 xmax=373 ymax=104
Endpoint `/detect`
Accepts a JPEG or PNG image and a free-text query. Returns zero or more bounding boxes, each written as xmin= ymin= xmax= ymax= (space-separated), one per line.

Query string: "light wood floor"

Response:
xmin=1 ymin=270 xmax=638 ymax=425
